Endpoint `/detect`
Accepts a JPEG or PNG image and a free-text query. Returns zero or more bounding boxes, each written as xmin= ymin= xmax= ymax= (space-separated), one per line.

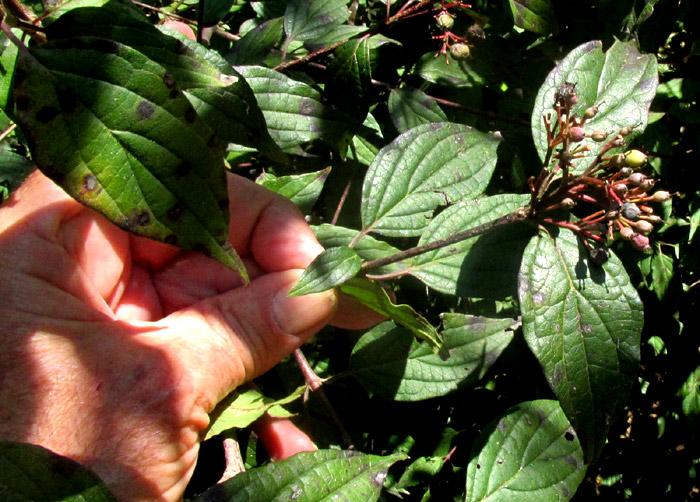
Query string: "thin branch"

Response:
xmin=360 ymin=206 xmax=530 ymax=273
xmin=293 ymin=348 xmax=353 ymax=449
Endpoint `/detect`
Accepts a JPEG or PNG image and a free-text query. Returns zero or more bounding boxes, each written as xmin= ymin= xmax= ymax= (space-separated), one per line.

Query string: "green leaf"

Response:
xmin=638 ymin=244 xmax=675 ymax=300
xmin=44 ymin=5 xmax=282 ymax=160
xmin=531 ymin=40 xmax=658 ymax=172
xmin=326 ymin=38 xmax=373 ymax=122
xmin=413 ymin=51 xmax=485 ymax=88
xmin=340 ymin=278 xmax=445 ymax=355
xmin=350 ymin=314 xmax=518 ymax=401
xmin=12 ymin=39 xmax=247 ymax=279
xmin=507 ymin=0 xmax=559 ymax=35
xmin=201 ymin=0 xmax=237 ymax=27
xmin=1 ymin=32 xmax=18 ymax=112
xmin=234 ymin=65 xmax=345 ymax=151
xmin=227 ymin=17 xmax=284 ymax=65
xmin=361 ymin=123 xmax=501 ymax=237
xmin=288 ymin=246 xmax=362 ymax=296
xmin=0 ymin=148 xmax=34 ymax=200
xmin=257 ymin=167 xmax=330 ymax=214
xmin=283 ymin=0 xmax=350 ymax=43
xmin=205 ymin=385 xmax=306 ymax=440
xmin=0 ymin=441 xmax=117 ymax=501
xmin=465 ymin=400 xmax=586 ymax=502
xmin=388 ymin=88 xmax=448 ymax=134
xmin=312 ymin=223 xmax=403 ymax=276
xmin=518 ymin=228 xmax=643 ymax=463
xmin=194 ymin=449 xmax=405 ymax=502
xmin=678 ymin=366 xmax=700 ymax=419
xmin=408 ymin=194 xmax=532 ymax=298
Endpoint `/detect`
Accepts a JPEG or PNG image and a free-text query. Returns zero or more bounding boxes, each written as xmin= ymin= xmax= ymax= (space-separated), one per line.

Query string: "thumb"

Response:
xmin=160 ymin=269 xmax=337 ymax=411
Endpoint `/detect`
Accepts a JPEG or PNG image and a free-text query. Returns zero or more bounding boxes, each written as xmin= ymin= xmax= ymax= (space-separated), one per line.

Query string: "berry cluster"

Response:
xmin=431 ymin=2 xmax=472 ymax=62
xmin=530 ymin=83 xmax=669 ymax=262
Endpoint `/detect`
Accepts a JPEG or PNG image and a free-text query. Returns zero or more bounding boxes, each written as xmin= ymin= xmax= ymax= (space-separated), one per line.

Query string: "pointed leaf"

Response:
xmin=312 ymin=223 xmax=403 ymax=277
xmin=361 ymin=123 xmax=501 ymax=237
xmin=44 ymin=5 xmax=282 ymax=160
xmin=409 ymin=194 xmax=532 ymax=298
xmin=518 ymin=228 xmax=643 ymax=463
xmin=507 ymin=0 xmax=559 ymax=35
xmin=12 ymin=40 xmax=246 ymax=277
xmin=351 ymin=315 xmax=518 ymax=401
xmin=413 ymin=51 xmax=485 ymax=88
xmin=326 ymin=38 xmax=373 ymax=122
xmin=194 ymin=449 xmax=405 ymax=502
xmin=340 ymin=278 xmax=445 ymax=355
xmin=0 ymin=441 xmax=117 ymax=501
xmin=234 ymin=65 xmax=346 ymax=150
xmin=283 ymin=0 xmax=350 ymax=43
xmin=532 ymin=40 xmax=658 ymax=171
xmin=388 ymin=88 xmax=448 ymax=134
xmin=201 ymin=0 xmax=237 ymax=27
xmin=289 ymin=246 xmax=362 ymax=296
xmin=1 ymin=32 xmax=18 ymax=111
xmin=257 ymin=167 xmax=330 ymax=213
xmin=679 ymin=366 xmax=700 ymax=419
xmin=205 ymin=385 xmax=305 ymax=440
xmin=227 ymin=17 xmax=284 ymax=65
xmin=465 ymin=400 xmax=585 ymax=502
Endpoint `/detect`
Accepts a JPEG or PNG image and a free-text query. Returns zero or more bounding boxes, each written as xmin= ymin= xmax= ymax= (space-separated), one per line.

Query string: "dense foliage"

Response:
xmin=1 ymin=0 xmax=699 ymax=500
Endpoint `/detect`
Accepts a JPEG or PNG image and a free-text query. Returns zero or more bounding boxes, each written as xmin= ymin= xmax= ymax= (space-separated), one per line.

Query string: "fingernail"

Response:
xmin=273 ymin=278 xmax=337 ymax=335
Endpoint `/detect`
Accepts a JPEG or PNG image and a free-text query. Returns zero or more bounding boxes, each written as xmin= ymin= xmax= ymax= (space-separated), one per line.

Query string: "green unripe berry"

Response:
xmin=583 ymin=106 xmax=599 ymax=120
xmin=450 ymin=43 xmax=471 ymax=60
xmin=624 ymin=149 xmax=647 ymax=168
xmin=619 ymin=126 xmax=633 ymax=137
xmin=590 ymin=130 xmax=608 ymax=142
xmin=436 ymin=12 xmax=455 ymax=30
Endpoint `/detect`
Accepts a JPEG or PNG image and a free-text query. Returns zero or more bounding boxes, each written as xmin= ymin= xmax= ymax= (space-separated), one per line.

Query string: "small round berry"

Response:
xmin=589 ymin=247 xmax=609 ymax=265
xmin=619 ymin=126 xmax=633 ymax=137
xmin=436 ymin=12 xmax=455 ymax=30
xmin=619 ymin=226 xmax=636 ymax=240
xmin=609 ymin=154 xmax=626 ymax=168
xmin=583 ymin=106 xmax=599 ymax=120
xmin=621 ymin=202 xmax=641 ymax=220
xmin=590 ymin=130 xmax=608 ymax=142
xmin=561 ymin=198 xmax=576 ymax=209
xmin=633 ymin=220 xmax=654 ymax=233
xmin=632 ymin=234 xmax=651 ymax=251
xmin=613 ymin=184 xmax=628 ymax=196
xmin=624 ymin=149 xmax=647 ymax=168
xmin=450 ymin=43 xmax=471 ymax=60
xmin=639 ymin=179 xmax=656 ymax=192
xmin=627 ymin=172 xmax=646 ymax=186
xmin=569 ymin=126 xmax=586 ymax=142
xmin=651 ymin=190 xmax=670 ymax=202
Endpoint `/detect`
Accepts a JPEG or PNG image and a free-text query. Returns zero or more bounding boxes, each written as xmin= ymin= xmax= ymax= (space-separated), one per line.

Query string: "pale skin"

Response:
xmin=0 ymin=170 xmax=380 ymax=501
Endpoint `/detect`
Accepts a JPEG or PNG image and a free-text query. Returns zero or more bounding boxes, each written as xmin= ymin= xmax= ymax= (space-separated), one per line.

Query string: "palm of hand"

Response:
xmin=0 ymin=171 xmax=341 ymax=501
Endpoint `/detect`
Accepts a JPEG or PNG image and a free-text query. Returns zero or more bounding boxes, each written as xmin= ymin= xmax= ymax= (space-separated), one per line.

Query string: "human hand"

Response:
xmin=0 ymin=170 xmax=379 ymax=501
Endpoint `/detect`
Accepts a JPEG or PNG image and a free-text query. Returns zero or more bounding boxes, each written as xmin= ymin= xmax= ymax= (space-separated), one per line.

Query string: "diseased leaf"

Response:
xmin=289 ymin=246 xmax=362 ymax=296
xmin=361 ymin=123 xmax=501 ymax=237
xmin=465 ymin=400 xmax=585 ymax=502
xmin=227 ymin=17 xmax=284 ymax=65
xmin=312 ymin=223 xmax=403 ymax=277
xmin=532 ymin=40 xmax=658 ymax=172
xmin=388 ymin=87 xmax=448 ymax=134
xmin=205 ymin=386 xmax=305 ymax=440
xmin=234 ymin=65 xmax=346 ymax=151
xmin=408 ymin=194 xmax=532 ymax=298
xmin=44 ymin=5 xmax=283 ymax=161
xmin=194 ymin=449 xmax=405 ymax=502
xmin=284 ymin=0 xmax=350 ymax=42
xmin=507 ymin=0 xmax=559 ymax=35
xmin=0 ymin=441 xmax=117 ymax=501
xmin=12 ymin=39 xmax=246 ymax=278
xmin=257 ymin=167 xmax=330 ymax=214
xmin=340 ymin=278 xmax=445 ymax=355
xmin=1 ymin=32 xmax=18 ymax=112
xmin=351 ymin=314 xmax=518 ymax=401
xmin=518 ymin=228 xmax=643 ymax=463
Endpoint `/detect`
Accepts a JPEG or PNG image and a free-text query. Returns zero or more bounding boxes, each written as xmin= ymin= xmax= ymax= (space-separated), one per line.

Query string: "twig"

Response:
xmin=293 ymin=348 xmax=353 ymax=448
xmin=331 ymin=179 xmax=352 ymax=226
xmin=360 ymin=206 xmax=530 ymax=273
xmin=218 ymin=434 xmax=245 ymax=483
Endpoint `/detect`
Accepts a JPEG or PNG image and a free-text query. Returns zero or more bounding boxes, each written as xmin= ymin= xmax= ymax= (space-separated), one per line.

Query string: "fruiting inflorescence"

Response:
xmin=530 ymin=82 xmax=670 ymax=262
xmin=431 ymin=2 xmax=472 ymax=63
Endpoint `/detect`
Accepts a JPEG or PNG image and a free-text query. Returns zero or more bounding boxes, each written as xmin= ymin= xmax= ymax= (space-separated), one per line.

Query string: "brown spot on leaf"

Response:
xmin=83 ymin=174 xmax=99 ymax=192
xmin=14 ymin=95 xmax=30 ymax=111
xmin=137 ymin=101 xmax=155 ymax=120
xmin=169 ymin=88 xmax=180 ymax=99
xmin=166 ymin=203 xmax=184 ymax=222
xmin=162 ymin=72 xmax=176 ymax=89
xmin=137 ymin=210 xmax=151 ymax=226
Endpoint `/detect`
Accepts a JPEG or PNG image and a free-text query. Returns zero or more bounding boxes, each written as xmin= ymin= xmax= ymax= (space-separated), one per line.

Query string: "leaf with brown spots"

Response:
xmin=11 ymin=37 xmax=247 ymax=280
xmin=518 ymin=228 xmax=643 ymax=463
